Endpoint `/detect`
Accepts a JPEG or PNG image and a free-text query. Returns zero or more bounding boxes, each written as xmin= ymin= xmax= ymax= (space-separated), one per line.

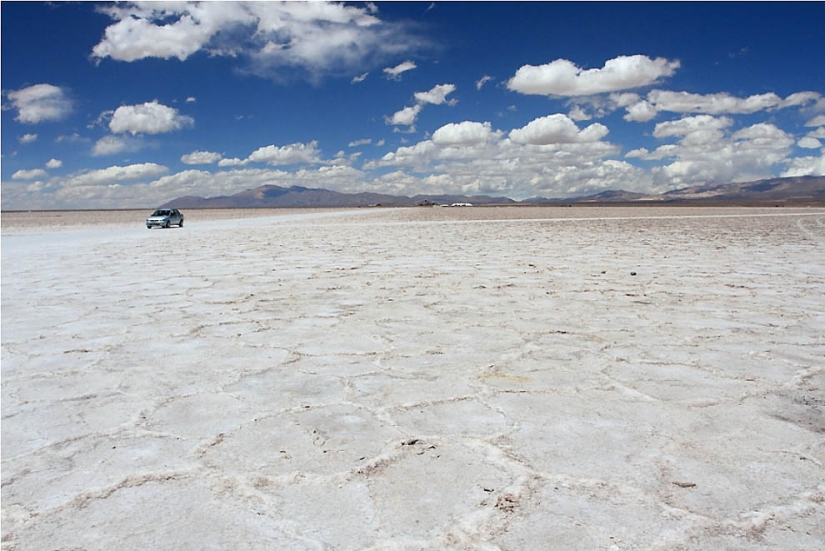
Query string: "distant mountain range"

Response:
xmin=162 ymin=175 xmax=825 ymax=209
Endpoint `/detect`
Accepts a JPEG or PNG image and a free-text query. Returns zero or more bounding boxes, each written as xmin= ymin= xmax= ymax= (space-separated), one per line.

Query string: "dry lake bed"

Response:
xmin=2 ymin=206 xmax=824 ymax=550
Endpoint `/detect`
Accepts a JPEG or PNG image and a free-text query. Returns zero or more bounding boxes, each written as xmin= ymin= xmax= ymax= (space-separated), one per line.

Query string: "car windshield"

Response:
xmin=151 ymin=210 xmax=171 ymax=216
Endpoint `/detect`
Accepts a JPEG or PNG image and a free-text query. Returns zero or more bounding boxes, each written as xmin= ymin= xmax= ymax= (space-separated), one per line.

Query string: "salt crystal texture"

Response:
xmin=2 ymin=207 xmax=824 ymax=549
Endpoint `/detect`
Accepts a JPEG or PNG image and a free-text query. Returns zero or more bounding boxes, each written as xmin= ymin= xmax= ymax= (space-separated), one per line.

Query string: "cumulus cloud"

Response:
xmin=351 ymin=72 xmax=369 ymax=84
xmin=653 ymin=115 xmax=733 ymax=138
xmin=623 ymin=100 xmax=658 ymax=122
xmin=507 ymin=55 xmax=679 ymax=97
xmin=365 ymin=113 xmax=640 ymax=199
xmin=12 ymin=168 xmax=48 ymax=180
xmin=247 ymin=141 xmax=321 ymax=165
xmin=806 ymin=114 xmax=825 ymax=127
xmin=386 ymin=104 xmax=423 ymax=127
xmin=731 ymin=123 xmax=791 ymax=143
xmin=647 ymin=122 xmax=796 ymax=186
xmin=781 ymin=154 xmax=825 ymax=177
xmin=432 ymin=121 xmax=494 ymax=147
xmin=5 ymin=84 xmax=73 ymax=123
xmin=92 ymin=2 xmax=424 ymax=82
xmin=349 ymin=138 xmax=372 ymax=147
xmin=181 ymin=150 xmax=222 ymax=164
xmin=797 ymin=137 xmax=822 ymax=149
xmin=386 ymin=84 xmax=457 ymax=129
xmin=415 ymin=84 xmax=457 ymax=105
xmin=509 ymin=114 xmax=609 ymax=145
xmin=109 ymin=101 xmax=194 ymax=135
xmin=92 ymin=135 xmax=140 ymax=156
xmin=19 ymin=134 xmax=38 ymax=144
xmin=218 ymin=158 xmax=245 ymax=167
xmin=46 ymin=159 xmax=63 ymax=169
xmin=63 ymin=163 xmax=168 ymax=187
xmin=647 ymin=90 xmax=783 ymax=115
xmin=384 ymin=61 xmax=417 ymax=80
xmin=625 ymin=144 xmax=680 ymax=161
xmin=567 ymin=106 xmax=592 ymax=121
xmin=623 ymin=90 xmax=823 ymax=121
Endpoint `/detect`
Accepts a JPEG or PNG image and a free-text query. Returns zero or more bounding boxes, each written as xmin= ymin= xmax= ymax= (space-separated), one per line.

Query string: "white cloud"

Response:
xmin=247 ymin=141 xmax=321 ymax=165
xmin=19 ymin=134 xmax=38 ymax=144
xmin=618 ymin=90 xmax=824 ymax=122
xmin=432 ymin=122 xmax=494 ymax=147
xmin=12 ymin=168 xmax=48 ymax=180
xmin=414 ymin=84 xmax=457 ymax=105
xmin=365 ymin=114 xmax=641 ymax=199
xmin=93 ymin=2 xmax=422 ymax=82
xmin=797 ymin=137 xmax=822 ymax=149
xmin=186 ymin=97 xmax=197 ymax=103
xmin=507 ymin=55 xmax=679 ymax=96
xmin=46 ymin=159 xmax=63 ymax=169
xmin=624 ymin=100 xmax=658 ymax=122
xmin=352 ymin=72 xmax=369 ymax=84
xmin=653 ymin=115 xmax=733 ymax=138
xmin=805 ymin=114 xmax=825 ymax=127
xmin=648 ymin=122 xmax=796 ymax=186
xmin=92 ymin=135 xmax=140 ymax=156
xmin=781 ymin=154 xmax=825 ymax=177
xmin=109 ymin=101 xmax=194 ymax=135
xmin=509 ymin=114 xmax=609 ymax=145
xmin=384 ymin=60 xmax=417 ymax=80
xmin=5 ymin=84 xmax=73 ymax=123
xmin=386 ymin=104 xmax=422 ymax=127
xmin=808 ymin=127 xmax=825 ymax=139
xmin=349 ymin=138 xmax=372 ymax=147
xmin=218 ymin=158 xmax=245 ymax=167
xmin=781 ymin=91 xmax=821 ymax=107
xmin=476 ymin=75 xmax=493 ymax=90
xmin=731 ymin=122 xmax=791 ymax=142
xmin=386 ymin=84 xmax=457 ymax=128
xmin=181 ymin=150 xmax=222 ymax=164
xmin=64 ymin=163 xmax=169 ymax=188
xmin=625 ymin=144 xmax=679 ymax=160
xmin=609 ymin=92 xmax=641 ymax=107
xmin=567 ymin=106 xmax=592 ymax=121
xmin=647 ymin=90 xmax=784 ymax=115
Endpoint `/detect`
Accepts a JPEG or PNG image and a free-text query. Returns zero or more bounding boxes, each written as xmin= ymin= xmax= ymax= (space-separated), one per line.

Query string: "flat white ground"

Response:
xmin=2 ymin=207 xmax=824 ymax=550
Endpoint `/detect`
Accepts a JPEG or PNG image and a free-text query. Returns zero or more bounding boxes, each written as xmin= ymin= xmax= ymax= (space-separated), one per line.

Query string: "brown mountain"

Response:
xmin=538 ymin=176 xmax=825 ymax=204
xmin=162 ymin=176 xmax=825 ymax=209
xmin=162 ymin=184 xmax=516 ymax=208
xmin=657 ymin=176 xmax=825 ymax=202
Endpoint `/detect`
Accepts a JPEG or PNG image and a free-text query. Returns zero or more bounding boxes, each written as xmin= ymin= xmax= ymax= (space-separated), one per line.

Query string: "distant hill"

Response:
xmin=162 ymin=184 xmax=516 ymax=209
xmin=162 ymin=176 xmax=825 ymax=209
xmin=657 ymin=176 xmax=825 ymax=202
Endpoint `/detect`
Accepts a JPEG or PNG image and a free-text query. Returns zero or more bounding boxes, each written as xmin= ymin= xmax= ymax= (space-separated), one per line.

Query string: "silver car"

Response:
xmin=146 ymin=208 xmax=184 ymax=229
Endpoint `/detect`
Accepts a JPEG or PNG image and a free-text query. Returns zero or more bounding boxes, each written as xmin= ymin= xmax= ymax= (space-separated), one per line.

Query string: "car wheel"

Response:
xmin=164 ymin=220 xmax=170 ymax=228
xmin=179 ymin=219 xmax=184 ymax=227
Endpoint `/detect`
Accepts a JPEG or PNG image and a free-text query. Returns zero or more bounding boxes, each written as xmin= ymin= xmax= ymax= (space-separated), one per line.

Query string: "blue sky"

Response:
xmin=2 ymin=1 xmax=824 ymax=210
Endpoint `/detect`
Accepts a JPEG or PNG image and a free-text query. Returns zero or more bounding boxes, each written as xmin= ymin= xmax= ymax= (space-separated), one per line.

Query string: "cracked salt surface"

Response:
xmin=2 ymin=206 xmax=824 ymax=549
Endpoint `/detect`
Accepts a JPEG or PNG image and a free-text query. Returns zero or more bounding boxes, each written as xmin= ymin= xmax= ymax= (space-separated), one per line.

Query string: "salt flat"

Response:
xmin=2 ymin=206 xmax=824 ymax=550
